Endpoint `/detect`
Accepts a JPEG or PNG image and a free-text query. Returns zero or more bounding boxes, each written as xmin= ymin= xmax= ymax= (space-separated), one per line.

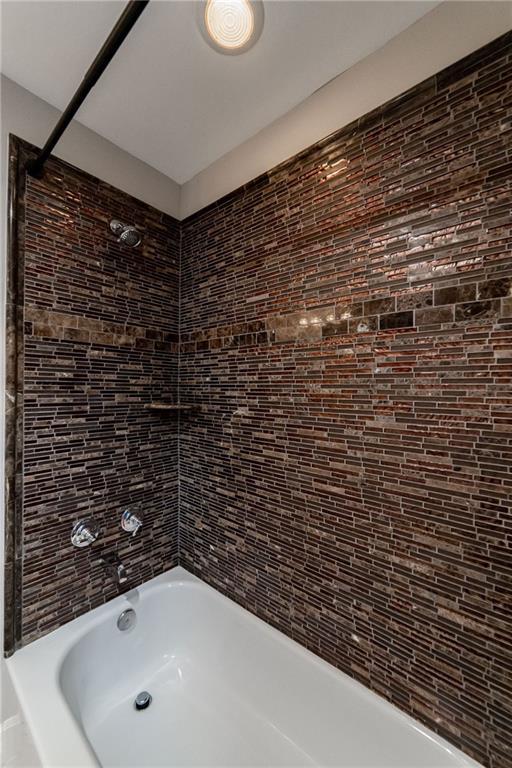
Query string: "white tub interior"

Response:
xmin=8 ymin=568 xmax=481 ymax=768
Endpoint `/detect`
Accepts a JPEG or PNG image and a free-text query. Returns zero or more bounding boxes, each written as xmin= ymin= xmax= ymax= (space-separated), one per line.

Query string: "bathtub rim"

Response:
xmin=6 ymin=565 xmax=484 ymax=768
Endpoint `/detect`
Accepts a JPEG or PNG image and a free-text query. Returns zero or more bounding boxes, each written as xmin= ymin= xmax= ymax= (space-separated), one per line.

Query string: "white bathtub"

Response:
xmin=7 ymin=567 xmax=482 ymax=768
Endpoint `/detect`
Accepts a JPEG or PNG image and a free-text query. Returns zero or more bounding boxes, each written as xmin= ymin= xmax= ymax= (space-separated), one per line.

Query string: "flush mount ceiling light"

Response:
xmin=198 ymin=0 xmax=264 ymax=55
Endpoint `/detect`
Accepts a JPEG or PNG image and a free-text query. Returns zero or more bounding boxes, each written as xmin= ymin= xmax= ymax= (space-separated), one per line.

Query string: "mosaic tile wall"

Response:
xmin=9 ymin=140 xmax=180 ymax=646
xmin=179 ymin=34 xmax=512 ymax=768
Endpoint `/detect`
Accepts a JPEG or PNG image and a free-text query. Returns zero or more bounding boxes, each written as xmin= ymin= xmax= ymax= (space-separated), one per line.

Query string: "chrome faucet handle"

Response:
xmin=121 ymin=507 xmax=142 ymax=537
xmin=71 ymin=518 xmax=100 ymax=548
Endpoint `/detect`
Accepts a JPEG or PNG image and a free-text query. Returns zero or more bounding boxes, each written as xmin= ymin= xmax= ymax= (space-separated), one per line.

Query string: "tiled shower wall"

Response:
xmin=179 ymin=34 xmax=512 ymax=768
xmin=8 ymin=140 xmax=180 ymax=647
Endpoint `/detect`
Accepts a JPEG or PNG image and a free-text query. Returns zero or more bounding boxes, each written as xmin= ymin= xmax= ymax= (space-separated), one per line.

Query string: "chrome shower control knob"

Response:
xmin=71 ymin=518 xmax=100 ymax=548
xmin=121 ymin=507 xmax=143 ymax=536
xmin=134 ymin=691 xmax=152 ymax=711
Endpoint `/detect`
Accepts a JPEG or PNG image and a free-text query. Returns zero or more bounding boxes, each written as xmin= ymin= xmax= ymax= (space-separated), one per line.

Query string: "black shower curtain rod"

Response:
xmin=26 ymin=0 xmax=150 ymax=178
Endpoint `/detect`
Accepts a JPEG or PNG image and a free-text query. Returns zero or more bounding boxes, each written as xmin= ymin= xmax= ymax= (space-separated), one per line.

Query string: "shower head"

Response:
xmin=119 ymin=226 xmax=142 ymax=247
xmin=110 ymin=219 xmax=142 ymax=247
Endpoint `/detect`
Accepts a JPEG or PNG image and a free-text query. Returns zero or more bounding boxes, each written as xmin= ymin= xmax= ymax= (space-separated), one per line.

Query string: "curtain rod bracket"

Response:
xmin=25 ymin=158 xmax=45 ymax=179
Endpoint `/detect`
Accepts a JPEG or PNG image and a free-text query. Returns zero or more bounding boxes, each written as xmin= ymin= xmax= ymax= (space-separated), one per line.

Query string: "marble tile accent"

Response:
xmin=379 ymin=310 xmax=413 ymax=330
xmin=416 ymin=305 xmax=455 ymax=325
xmin=455 ymin=300 xmax=501 ymax=322
xmin=435 ymin=285 xmax=476 ymax=306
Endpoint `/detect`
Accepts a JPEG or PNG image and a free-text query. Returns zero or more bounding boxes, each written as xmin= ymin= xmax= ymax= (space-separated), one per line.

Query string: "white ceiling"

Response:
xmin=1 ymin=0 xmax=439 ymax=184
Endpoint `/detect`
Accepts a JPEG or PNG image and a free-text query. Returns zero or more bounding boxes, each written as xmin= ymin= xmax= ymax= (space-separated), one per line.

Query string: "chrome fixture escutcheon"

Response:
xmin=134 ymin=691 xmax=152 ymax=711
xmin=121 ymin=507 xmax=143 ymax=536
xmin=117 ymin=608 xmax=136 ymax=631
xmin=71 ymin=518 xmax=100 ymax=548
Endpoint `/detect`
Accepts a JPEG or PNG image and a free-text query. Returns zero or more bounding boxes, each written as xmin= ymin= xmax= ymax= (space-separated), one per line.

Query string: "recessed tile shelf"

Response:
xmin=145 ymin=402 xmax=196 ymax=411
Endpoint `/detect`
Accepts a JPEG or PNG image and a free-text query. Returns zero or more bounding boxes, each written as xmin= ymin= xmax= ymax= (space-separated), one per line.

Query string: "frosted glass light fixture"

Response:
xmin=198 ymin=0 xmax=264 ymax=55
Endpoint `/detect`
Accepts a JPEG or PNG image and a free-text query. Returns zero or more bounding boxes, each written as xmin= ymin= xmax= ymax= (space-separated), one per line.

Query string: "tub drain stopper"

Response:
xmin=134 ymin=691 xmax=152 ymax=710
